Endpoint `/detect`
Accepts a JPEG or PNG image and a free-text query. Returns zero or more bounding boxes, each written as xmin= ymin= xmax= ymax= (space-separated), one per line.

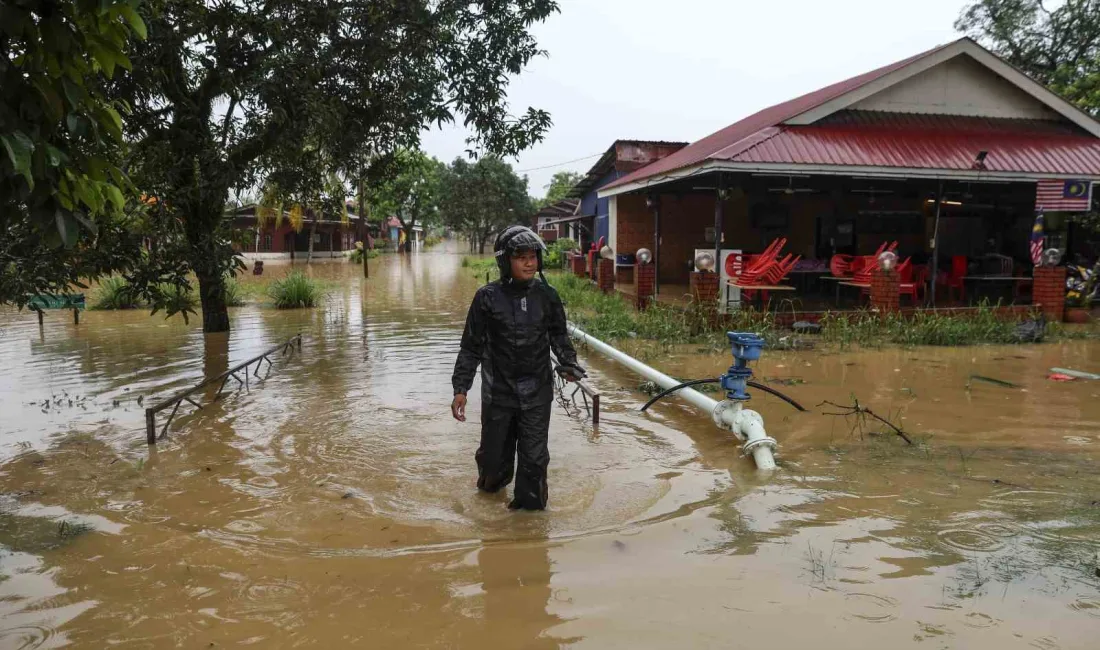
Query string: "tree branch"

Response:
xmin=220 ymin=91 xmax=239 ymax=150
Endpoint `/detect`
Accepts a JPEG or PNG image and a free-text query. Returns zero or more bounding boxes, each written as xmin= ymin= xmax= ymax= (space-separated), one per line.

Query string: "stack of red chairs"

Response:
xmin=737 ymin=238 xmax=800 ymax=287
xmin=829 ymin=242 xmax=898 ymax=280
xmin=737 ymin=238 xmax=801 ymax=303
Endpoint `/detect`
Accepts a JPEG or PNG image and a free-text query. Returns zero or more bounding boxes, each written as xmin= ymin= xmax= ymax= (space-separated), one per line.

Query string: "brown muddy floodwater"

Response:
xmin=1 ymin=251 xmax=1099 ymax=649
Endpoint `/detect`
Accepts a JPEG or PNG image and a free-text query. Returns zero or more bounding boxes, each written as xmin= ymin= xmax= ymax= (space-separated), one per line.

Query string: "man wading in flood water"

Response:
xmin=451 ymin=226 xmax=586 ymax=511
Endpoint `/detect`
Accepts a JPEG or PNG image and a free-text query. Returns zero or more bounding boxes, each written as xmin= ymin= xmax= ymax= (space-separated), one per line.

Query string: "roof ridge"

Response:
xmin=602 ymin=38 xmax=965 ymax=191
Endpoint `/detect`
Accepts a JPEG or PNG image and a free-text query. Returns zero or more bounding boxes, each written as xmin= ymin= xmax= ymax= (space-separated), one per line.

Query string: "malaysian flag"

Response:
xmin=1030 ymin=210 xmax=1045 ymax=266
xmin=1035 ymin=179 xmax=1093 ymax=212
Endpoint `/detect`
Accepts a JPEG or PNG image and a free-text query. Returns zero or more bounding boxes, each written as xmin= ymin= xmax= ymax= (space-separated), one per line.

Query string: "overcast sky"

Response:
xmin=420 ymin=0 xmax=972 ymax=197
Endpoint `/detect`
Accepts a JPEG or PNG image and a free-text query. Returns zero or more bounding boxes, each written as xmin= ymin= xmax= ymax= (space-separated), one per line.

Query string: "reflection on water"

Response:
xmin=0 ymin=249 xmax=1098 ymax=648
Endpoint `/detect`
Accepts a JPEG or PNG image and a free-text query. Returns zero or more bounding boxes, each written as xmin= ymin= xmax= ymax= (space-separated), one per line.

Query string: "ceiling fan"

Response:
xmin=768 ymin=177 xmax=815 ymax=195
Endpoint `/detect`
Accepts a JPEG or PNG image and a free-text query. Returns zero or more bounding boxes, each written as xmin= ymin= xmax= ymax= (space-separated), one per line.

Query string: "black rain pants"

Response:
xmin=476 ymin=402 xmax=552 ymax=511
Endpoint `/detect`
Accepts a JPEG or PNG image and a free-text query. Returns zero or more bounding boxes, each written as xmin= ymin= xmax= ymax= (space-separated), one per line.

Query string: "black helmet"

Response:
xmin=494 ymin=225 xmax=547 ymax=281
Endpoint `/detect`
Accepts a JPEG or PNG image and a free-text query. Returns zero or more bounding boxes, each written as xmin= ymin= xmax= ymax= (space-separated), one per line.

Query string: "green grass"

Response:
xmin=224 ymin=276 xmax=246 ymax=307
xmin=268 ymin=270 xmax=322 ymax=308
xmin=819 ymin=304 xmax=1035 ymax=348
xmin=90 ymin=276 xmax=139 ymax=310
xmin=550 ymin=272 xmax=1093 ymax=349
xmin=463 ymin=256 xmax=497 ymax=278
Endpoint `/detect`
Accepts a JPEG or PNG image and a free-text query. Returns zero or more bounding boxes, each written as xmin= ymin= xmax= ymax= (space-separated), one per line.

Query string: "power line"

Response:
xmin=516 ymin=152 xmax=603 ymax=173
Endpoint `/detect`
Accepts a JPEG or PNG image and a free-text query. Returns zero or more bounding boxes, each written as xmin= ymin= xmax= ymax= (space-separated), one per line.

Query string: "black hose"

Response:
xmin=640 ymin=378 xmax=807 ymax=412
xmin=640 ymin=378 xmax=719 ymax=411
xmin=746 ymin=380 xmax=807 ymax=412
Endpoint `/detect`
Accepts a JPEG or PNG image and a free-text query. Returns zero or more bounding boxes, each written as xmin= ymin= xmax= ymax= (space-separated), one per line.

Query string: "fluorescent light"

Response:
xmin=925 ymin=199 xmax=963 ymax=206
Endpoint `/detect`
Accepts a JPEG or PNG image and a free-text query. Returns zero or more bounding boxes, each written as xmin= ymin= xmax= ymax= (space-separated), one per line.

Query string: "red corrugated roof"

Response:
xmin=604 ymin=38 xmax=1100 ymax=190
xmin=727 ymin=116 xmax=1100 ymax=175
xmin=604 ymin=41 xmax=954 ymax=190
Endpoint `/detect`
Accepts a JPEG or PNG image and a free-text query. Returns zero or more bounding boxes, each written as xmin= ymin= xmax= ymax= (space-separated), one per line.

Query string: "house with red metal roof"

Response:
xmin=597 ymin=37 xmax=1100 ymax=311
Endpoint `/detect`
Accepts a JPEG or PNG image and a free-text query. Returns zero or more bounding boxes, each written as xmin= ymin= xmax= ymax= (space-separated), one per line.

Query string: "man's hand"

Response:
xmin=451 ymin=394 xmax=467 ymax=422
xmin=556 ymin=364 xmax=587 ymax=383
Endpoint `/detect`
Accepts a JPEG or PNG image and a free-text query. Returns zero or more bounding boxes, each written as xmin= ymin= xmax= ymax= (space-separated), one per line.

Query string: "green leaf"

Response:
xmin=118 ymin=5 xmax=148 ymax=39
xmin=72 ymin=210 xmax=99 ymax=235
xmin=104 ymin=184 xmax=125 ymax=212
xmin=45 ymin=144 xmax=64 ymax=167
xmin=55 ymin=210 xmax=79 ymax=248
xmin=1 ymin=131 xmax=35 ymax=189
xmin=61 ymin=78 xmax=85 ymax=109
xmin=102 ymin=105 xmax=123 ymax=134
xmin=32 ymin=78 xmax=65 ymax=122
xmin=88 ymin=45 xmax=116 ymax=78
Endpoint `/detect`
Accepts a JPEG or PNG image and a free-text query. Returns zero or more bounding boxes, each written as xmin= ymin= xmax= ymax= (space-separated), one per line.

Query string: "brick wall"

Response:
xmin=690 ymin=271 xmax=719 ymax=303
xmin=597 ymin=258 xmax=615 ymax=294
xmin=1033 ymin=266 xmax=1067 ymax=321
xmin=635 ymin=263 xmax=656 ymax=310
xmin=571 ymin=253 xmax=586 ymax=278
xmin=870 ymin=268 xmax=900 ymax=314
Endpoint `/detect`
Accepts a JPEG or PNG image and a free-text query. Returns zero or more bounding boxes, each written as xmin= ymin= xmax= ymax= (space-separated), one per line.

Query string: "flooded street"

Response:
xmin=1 ymin=250 xmax=1099 ymax=649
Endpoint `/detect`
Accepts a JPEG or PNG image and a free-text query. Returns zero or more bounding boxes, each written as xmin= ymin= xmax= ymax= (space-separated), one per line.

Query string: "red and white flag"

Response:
xmin=1035 ymin=179 xmax=1093 ymax=212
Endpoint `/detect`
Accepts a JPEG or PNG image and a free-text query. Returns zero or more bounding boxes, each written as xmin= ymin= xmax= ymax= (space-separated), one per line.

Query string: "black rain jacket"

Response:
xmin=452 ymin=279 xmax=579 ymax=409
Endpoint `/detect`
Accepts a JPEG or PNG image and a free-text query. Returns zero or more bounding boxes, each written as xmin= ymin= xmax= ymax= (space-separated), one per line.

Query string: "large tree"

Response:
xmin=538 ymin=170 xmax=582 ymax=208
xmin=364 ymin=149 xmax=445 ymax=253
xmin=1 ymin=0 xmax=149 ymax=308
xmin=442 ymin=156 xmax=531 ymax=254
xmin=956 ymin=0 xmax=1100 ymax=116
xmin=119 ymin=0 xmax=557 ymax=332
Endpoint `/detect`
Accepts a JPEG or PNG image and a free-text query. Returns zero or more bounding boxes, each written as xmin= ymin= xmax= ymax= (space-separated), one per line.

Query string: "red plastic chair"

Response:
xmin=901 ymin=265 xmax=928 ymax=304
xmin=946 ymin=255 xmax=967 ymax=302
xmin=830 ymin=254 xmax=852 ymax=277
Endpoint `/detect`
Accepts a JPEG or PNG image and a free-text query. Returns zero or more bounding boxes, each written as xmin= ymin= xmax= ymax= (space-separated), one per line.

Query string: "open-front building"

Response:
xmin=597 ymin=38 xmax=1100 ymax=314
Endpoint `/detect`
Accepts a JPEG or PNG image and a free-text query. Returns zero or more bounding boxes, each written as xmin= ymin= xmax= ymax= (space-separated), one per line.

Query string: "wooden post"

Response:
xmin=650 ymin=195 xmax=661 ymax=297
xmin=36 ymin=308 xmax=44 ymax=327
xmin=714 ymin=173 xmax=725 ymax=271
xmin=930 ymin=179 xmax=944 ymax=306
xmin=73 ymin=308 xmax=79 ymax=325
xmin=146 ymin=409 xmax=156 ymax=445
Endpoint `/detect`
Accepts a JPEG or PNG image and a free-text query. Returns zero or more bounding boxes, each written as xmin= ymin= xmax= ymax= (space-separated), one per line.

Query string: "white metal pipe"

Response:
xmin=567 ymin=323 xmax=719 ymax=414
xmin=568 ymin=323 xmax=777 ymax=470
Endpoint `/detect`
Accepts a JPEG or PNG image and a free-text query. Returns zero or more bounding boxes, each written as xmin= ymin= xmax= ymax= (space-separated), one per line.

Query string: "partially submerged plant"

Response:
xmin=268 ymin=271 xmax=321 ymax=309
xmin=90 ymin=276 xmax=139 ymax=310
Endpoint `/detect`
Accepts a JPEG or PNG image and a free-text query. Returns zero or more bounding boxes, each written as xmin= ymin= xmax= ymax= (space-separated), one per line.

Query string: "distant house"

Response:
xmin=568 ymin=140 xmax=689 ymax=246
xmin=532 ymin=199 xmax=580 ymax=243
xmin=228 ymin=204 xmax=369 ymax=260
xmin=382 ymin=216 xmax=425 ymax=250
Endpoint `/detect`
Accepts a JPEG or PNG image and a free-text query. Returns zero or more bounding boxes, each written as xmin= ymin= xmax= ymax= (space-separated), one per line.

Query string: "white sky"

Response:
xmin=419 ymin=0 xmax=971 ymax=197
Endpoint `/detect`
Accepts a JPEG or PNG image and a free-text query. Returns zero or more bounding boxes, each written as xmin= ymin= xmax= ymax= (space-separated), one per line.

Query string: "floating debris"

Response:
xmin=967 ymin=375 xmax=1020 ymax=389
xmin=1050 ymin=367 xmax=1100 ymax=380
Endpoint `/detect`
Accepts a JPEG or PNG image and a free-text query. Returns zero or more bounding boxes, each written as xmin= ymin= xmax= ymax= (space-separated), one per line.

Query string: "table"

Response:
xmin=962 ymin=276 xmax=1033 ymax=305
xmin=786 ymin=269 xmax=832 ymax=293
xmin=726 ymin=281 xmax=796 ymax=309
xmin=837 ymin=281 xmax=872 ymax=306
xmin=821 ymin=276 xmax=850 ymax=304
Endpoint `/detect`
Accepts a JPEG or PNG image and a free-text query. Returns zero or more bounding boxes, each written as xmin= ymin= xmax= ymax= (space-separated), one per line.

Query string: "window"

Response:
xmin=261 ymin=234 xmax=273 ymax=251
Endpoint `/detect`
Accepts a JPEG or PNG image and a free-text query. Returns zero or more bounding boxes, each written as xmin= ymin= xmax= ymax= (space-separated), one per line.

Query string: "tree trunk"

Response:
xmin=197 ymin=269 xmax=231 ymax=333
xmin=306 ymin=220 xmax=317 ymax=263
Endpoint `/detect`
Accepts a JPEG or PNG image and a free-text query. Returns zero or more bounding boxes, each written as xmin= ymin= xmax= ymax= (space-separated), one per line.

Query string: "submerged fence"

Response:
xmin=143 ymin=334 xmax=303 ymax=444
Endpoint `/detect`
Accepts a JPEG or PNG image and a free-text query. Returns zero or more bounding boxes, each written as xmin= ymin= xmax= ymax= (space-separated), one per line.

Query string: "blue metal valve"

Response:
xmin=720 ymin=332 xmax=766 ymax=400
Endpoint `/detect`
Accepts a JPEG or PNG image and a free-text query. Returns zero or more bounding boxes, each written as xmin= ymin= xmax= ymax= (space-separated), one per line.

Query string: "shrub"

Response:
xmin=90 ymin=276 xmax=139 ymax=310
xmin=224 ymin=276 xmax=246 ymax=307
xmin=268 ymin=271 xmax=321 ymax=308
xmin=153 ymin=283 xmax=199 ymax=315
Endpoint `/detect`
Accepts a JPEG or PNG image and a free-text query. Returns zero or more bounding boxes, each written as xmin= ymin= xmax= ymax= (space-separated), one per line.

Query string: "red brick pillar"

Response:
xmin=870 ymin=268 xmax=900 ymax=314
xmin=690 ymin=271 xmax=719 ymax=303
xmin=635 ymin=263 xmax=656 ymax=309
xmin=597 ymin=258 xmax=615 ymax=294
xmin=570 ymin=253 xmax=586 ymax=278
xmin=1033 ymin=266 xmax=1067 ymax=321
